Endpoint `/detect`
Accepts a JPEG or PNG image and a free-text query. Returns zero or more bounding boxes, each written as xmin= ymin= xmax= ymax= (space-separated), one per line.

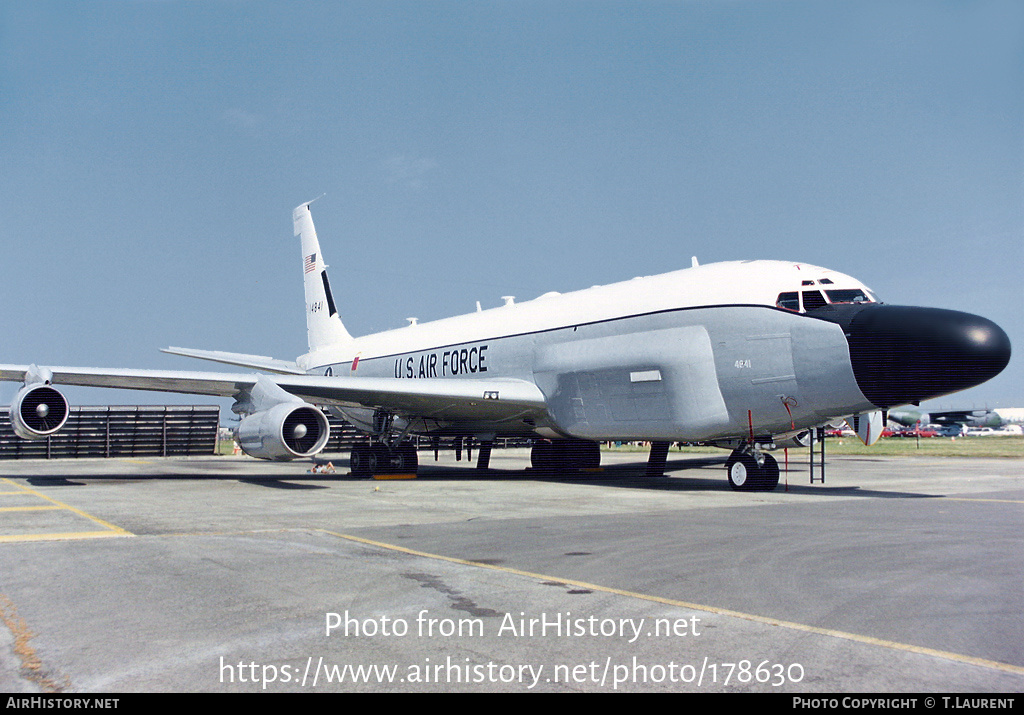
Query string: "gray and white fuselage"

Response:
xmin=305 ymin=260 xmax=874 ymax=444
xmin=288 ymin=194 xmax=1009 ymax=451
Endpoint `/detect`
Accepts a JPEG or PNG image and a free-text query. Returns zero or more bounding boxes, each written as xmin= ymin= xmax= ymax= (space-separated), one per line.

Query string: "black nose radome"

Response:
xmin=808 ymin=304 xmax=1011 ymax=409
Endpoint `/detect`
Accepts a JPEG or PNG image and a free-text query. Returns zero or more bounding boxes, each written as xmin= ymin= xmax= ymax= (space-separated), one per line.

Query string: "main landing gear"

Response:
xmin=724 ymin=446 xmax=779 ymax=491
xmin=530 ymin=439 xmax=602 ymax=473
xmin=349 ymin=441 xmax=419 ymax=477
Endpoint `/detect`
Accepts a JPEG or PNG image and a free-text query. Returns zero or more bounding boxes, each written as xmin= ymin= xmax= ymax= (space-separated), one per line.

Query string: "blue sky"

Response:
xmin=1 ymin=0 xmax=1021 ymax=414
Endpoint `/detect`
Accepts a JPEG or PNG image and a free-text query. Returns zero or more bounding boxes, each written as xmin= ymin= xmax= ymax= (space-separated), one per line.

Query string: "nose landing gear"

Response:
xmin=725 ymin=448 xmax=779 ymax=491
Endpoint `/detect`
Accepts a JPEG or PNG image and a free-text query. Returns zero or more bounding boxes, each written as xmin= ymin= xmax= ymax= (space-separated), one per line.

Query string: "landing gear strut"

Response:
xmin=646 ymin=441 xmax=670 ymax=476
xmin=724 ymin=447 xmax=779 ymax=491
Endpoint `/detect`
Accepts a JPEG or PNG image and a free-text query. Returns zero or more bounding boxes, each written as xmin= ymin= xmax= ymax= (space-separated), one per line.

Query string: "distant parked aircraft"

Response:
xmin=889 ymin=407 xmax=1023 ymax=429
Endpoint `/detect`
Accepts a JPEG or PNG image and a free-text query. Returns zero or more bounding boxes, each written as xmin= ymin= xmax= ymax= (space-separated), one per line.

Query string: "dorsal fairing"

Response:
xmin=292 ymin=202 xmax=355 ymax=354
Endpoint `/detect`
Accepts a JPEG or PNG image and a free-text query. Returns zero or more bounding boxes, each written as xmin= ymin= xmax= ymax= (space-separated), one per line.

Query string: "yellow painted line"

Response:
xmin=0 ymin=531 xmax=128 ymax=544
xmin=373 ymin=473 xmax=418 ymax=480
xmin=315 ymin=528 xmax=1024 ymax=677
xmin=0 ymin=478 xmax=131 ymax=537
xmin=0 ymin=506 xmax=62 ymax=513
xmin=0 ymin=491 xmax=29 ymax=496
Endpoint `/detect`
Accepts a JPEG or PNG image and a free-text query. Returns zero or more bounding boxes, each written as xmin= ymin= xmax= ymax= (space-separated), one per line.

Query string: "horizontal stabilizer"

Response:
xmin=161 ymin=347 xmax=305 ymax=375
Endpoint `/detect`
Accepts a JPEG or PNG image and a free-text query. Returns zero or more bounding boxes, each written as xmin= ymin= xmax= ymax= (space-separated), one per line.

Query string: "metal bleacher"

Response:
xmin=0 ymin=405 xmax=221 ymax=459
xmin=1 ymin=404 xmax=531 ymax=460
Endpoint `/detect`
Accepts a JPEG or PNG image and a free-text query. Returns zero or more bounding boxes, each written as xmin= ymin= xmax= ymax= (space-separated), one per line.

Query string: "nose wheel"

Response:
xmin=725 ymin=450 xmax=779 ymax=491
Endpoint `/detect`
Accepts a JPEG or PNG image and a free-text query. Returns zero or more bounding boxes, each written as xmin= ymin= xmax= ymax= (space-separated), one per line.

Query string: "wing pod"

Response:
xmin=10 ymin=384 xmax=69 ymax=440
xmin=236 ymin=402 xmax=330 ymax=461
xmin=773 ymin=431 xmax=812 ymax=449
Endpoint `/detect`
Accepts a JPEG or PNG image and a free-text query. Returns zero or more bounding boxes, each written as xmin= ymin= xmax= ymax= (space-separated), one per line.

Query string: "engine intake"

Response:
xmin=10 ymin=384 xmax=69 ymax=440
xmin=236 ymin=402 xmax=330 ymax=460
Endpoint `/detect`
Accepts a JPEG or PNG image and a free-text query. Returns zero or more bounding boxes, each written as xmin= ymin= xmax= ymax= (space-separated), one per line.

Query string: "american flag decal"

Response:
xmin=304 ymin=253 xmax=317 ymax=274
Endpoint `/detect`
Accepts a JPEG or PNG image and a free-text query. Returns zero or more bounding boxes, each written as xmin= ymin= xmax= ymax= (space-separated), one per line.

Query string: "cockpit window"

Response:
xmin=825 ymin=289 xmax=871 ymax=304
xmin=779 ymin=287 xmax=877 ymax=313
xmin=802 ymin=290 xmax=827 ymax=311
xmin=776 ymin=292 xmax=799 ymax=311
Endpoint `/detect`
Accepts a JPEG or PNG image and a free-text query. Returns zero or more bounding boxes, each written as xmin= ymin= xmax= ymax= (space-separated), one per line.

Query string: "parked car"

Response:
xmin=899 ymin=425 xmax=938 ymax=438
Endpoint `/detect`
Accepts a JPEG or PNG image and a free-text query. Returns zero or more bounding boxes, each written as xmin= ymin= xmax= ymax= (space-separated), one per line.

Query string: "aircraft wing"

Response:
xmin=160 ymin=347 xmax=306 ymax=375
xmin=0 ymin=364 xmax=549 ymax=424
xmin=921 ymin=409 xmax=988 ymax=425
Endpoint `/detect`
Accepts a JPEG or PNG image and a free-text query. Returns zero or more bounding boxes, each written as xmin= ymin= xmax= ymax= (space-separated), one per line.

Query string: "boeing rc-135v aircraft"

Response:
xmin=1 ymin=202 xmax=1011 ymax=490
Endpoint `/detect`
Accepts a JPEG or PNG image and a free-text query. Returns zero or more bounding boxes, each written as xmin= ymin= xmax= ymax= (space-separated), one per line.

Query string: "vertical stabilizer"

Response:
xmin=292 ymin=201 xmax=354 ymax=353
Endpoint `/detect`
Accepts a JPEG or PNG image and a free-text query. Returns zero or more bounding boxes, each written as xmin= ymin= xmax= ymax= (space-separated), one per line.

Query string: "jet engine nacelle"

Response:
xmin=235 ymin=402 xmax=330 ymax=460
xmin=10 ymin=384 xmax=69 ymax=440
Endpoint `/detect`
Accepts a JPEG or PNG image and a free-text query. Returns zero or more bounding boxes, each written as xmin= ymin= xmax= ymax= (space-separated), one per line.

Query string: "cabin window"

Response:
xmin=776 ymin=292 xmax=799 ymax=311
